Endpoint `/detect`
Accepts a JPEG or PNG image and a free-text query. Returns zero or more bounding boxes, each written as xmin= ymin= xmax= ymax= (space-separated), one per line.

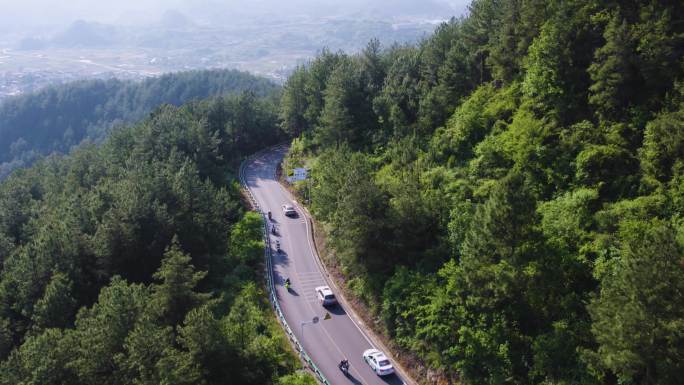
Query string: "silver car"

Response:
xmin=362 ymin=349 xmax=394 ymax=376
xmin=282 ymin=204 xmax=297 ymax=217
xmin=315 ymin=286 xmax=337 ymax=306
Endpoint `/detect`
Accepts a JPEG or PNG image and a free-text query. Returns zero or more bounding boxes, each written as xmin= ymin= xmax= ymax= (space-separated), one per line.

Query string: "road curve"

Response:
xmin=243 ymin=146 xmax=406 ymax=385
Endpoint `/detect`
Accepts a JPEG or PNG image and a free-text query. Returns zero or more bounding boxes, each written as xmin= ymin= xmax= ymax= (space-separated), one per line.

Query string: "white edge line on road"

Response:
xmin=275 ymin=150 xmax=415 ymax=385
xmin=239 ymin=146 xmax=333 ymax=385
xmin=244 ymin=145 xmax=413 ymax=385
xmin=266 ymin=153 xmax=376 ymax=384
xmin=245 ymin=149 xmax=374 ymax=384
xmin=274 ymin=179 xmax=380 ymax=351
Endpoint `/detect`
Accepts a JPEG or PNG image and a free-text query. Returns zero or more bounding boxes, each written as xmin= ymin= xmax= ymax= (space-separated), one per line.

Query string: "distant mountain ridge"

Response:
xmin=51 ymin=20 xmax=119 ymax=48
xmin=0 ymin=68 xmax=278 ymax=179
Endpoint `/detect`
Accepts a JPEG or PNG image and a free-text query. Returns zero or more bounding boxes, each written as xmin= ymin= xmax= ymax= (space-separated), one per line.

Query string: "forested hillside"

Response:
xmin=280 ymin=1 xmax=684 ymax=384
xmin=0 ymin=69 xmax=277 ymax=179
xmin=0 ymin=91 xmax=314 ymax=385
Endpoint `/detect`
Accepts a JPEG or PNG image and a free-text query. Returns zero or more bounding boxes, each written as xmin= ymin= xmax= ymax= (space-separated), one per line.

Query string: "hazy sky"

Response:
xmin=0 ymin=0 xmax=179 ymax=27
xmin=0 ymin=0 xmax=470 ymax=31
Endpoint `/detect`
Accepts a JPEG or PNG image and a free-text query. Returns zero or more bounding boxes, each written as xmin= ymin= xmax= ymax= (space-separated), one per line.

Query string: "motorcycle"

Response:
xmin=284 ymin=278 xmax=291 ymax=291
xmin=275 ymin=240 xmax=281 ymax=253
xmin=338 ymin=360 xmax=350 ymax=376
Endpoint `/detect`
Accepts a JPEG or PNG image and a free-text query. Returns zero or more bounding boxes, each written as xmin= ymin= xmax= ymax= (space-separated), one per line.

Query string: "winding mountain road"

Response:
xmin=242 ymin=146 xmax=407 ymax=385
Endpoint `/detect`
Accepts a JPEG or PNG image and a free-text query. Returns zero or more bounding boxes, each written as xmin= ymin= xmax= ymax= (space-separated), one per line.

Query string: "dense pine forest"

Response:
xmin=0 ymin=0 xmax=682 ymax=384
xmin=0 ymin=69 xmax=277 ymax=179
xmin=0 ymin=91 xmax=318 ymax=385
xmin=280 ymin=1 xmax=684 ymax=384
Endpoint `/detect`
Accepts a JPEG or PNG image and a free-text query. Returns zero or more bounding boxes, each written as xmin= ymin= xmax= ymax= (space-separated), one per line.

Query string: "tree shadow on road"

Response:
xmin=271 ymin=249 xmax=291 ymax=267
xmin=380 ymin=373 xmax=404 ymax=385
xmin=342 ymin=373 xmax=363 ymax=385
xmin=326 ymin=303 xmax=347 ymax=316
xmin=272 ymin=270 xmax=300 ymax=297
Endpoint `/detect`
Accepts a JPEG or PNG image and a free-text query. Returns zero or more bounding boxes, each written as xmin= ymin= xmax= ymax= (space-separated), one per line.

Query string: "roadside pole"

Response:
xmin=300 ymin=316 xmax=320 ymax=341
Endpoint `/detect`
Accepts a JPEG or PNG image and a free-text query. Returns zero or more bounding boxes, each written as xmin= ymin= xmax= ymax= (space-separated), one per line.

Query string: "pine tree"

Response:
xmin=151 ymin=238 xmax=210 ymax=326
xmin=280 ymin=66 xmax=309 ymax=137
xmin=588 ymin=14 xmax=639 ymax=123
xmin=588 ymin=220 xmax=684 ymax=385
xmin=32 ymin=271 xmax=77 ymax=330
xmin=316 ymin=59 xmax=362 ymax=148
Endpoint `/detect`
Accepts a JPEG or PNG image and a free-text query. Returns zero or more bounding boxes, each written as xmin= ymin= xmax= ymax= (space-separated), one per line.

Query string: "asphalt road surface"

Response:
xmin=243 ymin=146 xmax=406 ymax=385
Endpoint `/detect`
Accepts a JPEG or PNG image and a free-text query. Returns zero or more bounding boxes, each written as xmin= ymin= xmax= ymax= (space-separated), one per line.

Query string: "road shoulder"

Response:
xmin=277 ymin=168 xmax=425 ymax=385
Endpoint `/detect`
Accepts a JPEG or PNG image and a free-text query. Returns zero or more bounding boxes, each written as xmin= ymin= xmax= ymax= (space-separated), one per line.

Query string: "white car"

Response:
xmin=282 ymin=204 xmax=297 ymax=217
xmin=315 ymin=286 xmax=337 ymax=306
xmin=362 ymin=349 xmax=394 ymax=376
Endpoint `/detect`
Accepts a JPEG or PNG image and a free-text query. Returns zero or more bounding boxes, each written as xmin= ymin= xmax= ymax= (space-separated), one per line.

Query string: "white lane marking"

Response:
xmin=251 ymin=150 xmax=380 ymax=385
xmin=259 ymin=157 xmax=376 ymax=384
xmin=300 ymin=284 xmax=326 ymax=291
xmin=299 ymin=277 xmax=326 ymax=283
xmin=299 ymin=280 xmax=373 ymax=384
xmin=282 ymin=184 xmax=402 ymax=384
xmin=298 ymin=271 xmax=321 ymax=275
xmin=297 ymin=197 xmax=378 ymax=348
xmin=300 ymin=285 xmax=323 ymax=290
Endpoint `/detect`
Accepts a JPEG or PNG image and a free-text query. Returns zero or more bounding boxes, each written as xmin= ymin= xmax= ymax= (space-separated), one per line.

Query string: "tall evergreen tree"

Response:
xmin=150 ymin=239 xmax=211 ymax=326
xmin=588 ymin=220 xmax=684 ymax=385
xmin=588 ymin=14 xmax=639 ymax=124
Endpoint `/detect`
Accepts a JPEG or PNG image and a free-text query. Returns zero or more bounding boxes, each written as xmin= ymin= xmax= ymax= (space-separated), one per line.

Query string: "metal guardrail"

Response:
xmin=239 ymin=148 xmax=331 ymax=385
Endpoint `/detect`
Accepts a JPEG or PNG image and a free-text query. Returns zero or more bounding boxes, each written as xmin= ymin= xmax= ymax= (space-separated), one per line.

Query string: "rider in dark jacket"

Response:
xmin=339 ymin=359 xmax=350 ymax=372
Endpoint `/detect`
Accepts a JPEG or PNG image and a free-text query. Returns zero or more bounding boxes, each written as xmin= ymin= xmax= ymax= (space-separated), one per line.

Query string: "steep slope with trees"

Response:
xmin=0 ymin=69 xmax=278 ymax=179
xmin=0 ymin=91 xmax=315 ymax=385
xmin=280 ymin=1 xmax=684 ymax=384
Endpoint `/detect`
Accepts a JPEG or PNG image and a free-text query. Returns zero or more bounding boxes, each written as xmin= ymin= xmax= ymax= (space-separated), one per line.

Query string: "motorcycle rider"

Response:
xmin=338 ymin=358 xmax=350 ymax=374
